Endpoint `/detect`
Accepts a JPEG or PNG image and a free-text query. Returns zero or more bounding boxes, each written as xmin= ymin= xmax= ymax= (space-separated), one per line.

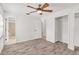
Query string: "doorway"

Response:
xmin=55 ymin=17 xmax=62 ymax=42
xmin=55 ymin=15 xmax=68 ymax=43
xmin=5 ymin=17 xmax=16 ymax=45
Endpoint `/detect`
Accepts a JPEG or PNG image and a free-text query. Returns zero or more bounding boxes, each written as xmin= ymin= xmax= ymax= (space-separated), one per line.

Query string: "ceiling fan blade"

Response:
xmin=42 ymin=10 xmax=53 ymax=12
xmin=41 ymin=3 xmax=49 ymax=9
xmin=27 ymin=5 xmax=37 ymax=9
xmin=26 ymin=11 xmax=37 ymax=15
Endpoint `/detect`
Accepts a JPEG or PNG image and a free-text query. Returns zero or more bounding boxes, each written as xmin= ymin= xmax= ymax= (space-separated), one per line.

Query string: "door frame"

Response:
xmin=5 ymin=17 xmax=16 ymax=45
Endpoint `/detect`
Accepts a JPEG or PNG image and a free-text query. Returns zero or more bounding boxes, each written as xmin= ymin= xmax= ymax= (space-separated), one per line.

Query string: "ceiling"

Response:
xmin=1 ymin=3 xmax=79 ymax=15
xmin=51 ymin=3 xmax=79 ymax=12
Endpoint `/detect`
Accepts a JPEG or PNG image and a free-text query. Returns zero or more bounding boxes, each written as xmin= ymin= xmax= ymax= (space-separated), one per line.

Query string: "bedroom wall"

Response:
xmin=16 ymin=15 xmax=42 ymax=42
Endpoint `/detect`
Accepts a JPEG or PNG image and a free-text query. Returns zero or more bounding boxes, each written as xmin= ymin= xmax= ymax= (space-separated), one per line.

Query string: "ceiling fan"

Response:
xmin=26 ymin=3 xmax=53 ymax=15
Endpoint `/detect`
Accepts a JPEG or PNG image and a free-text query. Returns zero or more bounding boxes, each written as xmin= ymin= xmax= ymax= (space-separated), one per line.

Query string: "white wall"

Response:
xmin=74 ymin=13 xmax=79 ymax=46
xmin=16 ymin=15 xmax=42 ymax=42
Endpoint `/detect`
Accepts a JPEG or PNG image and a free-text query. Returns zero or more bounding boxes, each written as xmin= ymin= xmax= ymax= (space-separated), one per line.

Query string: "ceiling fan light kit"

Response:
xmin=26 ymin=3 xmax=53 ymax=15
xmin=37 ymin=10 xmax=42 ymax=13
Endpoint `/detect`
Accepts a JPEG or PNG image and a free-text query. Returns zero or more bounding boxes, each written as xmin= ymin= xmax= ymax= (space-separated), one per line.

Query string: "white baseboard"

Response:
xmin=74 ymin=43 xmax=79 ymax=47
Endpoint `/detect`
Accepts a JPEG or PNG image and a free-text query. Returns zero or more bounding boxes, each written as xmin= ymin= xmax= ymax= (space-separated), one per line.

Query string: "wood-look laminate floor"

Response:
xmin=1 ymin=38 xmax=79 ymax=55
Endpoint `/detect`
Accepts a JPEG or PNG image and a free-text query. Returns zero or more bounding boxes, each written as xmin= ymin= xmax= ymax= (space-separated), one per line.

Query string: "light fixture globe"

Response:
xmin=37 ymin=10 xmax=42 ymax=13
